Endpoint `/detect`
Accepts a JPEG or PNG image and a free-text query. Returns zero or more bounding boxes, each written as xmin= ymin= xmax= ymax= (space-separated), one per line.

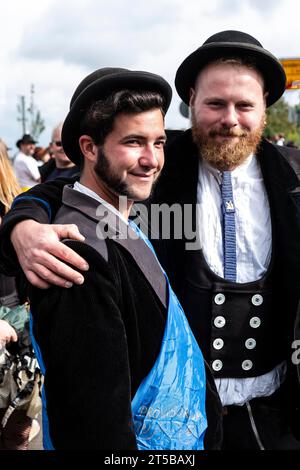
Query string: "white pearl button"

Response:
xmin=213 ymin=338 xmax=224 ymax=350
xmin=249 ymin=316 xmax=261 ymax=328
xmin=212 ymin=359 xmax=223 ymax=371
xmin=214 ymin=293 xmax=225 ymax=305
xmin=214 ymin=316 xmax=226 ymax=328
xmin=242 ymin=359 xmax=253 ymax=370
xmin=245 ymin=338 xmax=256 ymax=350
xmin=251 ymin=294 xmax=263 ymax=306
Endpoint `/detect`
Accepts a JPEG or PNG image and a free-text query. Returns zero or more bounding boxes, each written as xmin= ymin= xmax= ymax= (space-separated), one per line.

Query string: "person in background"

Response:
xmin=13 ymin=134 xmax=40 ymax=191
xmin=276 ymin=132 xmax=285 ymax=146
xmin=0 ymin=139 xmax=42 ymax=449
xmin=286 ymin=140 xmax=298 ymax=149
xmin=33 ymin=146 xmax=51 ymax=167
xmin=39 ymin=122 xmax=79 ymax=182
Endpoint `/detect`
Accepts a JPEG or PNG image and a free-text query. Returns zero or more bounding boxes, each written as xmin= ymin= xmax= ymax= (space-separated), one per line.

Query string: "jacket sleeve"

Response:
xmin=0 ymin=177 xmax=76 ymax=275
xmin=30 ymin=241 xmax=136 ymax=450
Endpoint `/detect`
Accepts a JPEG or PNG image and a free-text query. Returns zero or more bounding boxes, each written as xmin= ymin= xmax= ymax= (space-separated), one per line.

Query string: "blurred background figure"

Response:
xmin=286 ymin=140 xmax=299 ymax=149
xmin=13 ymin=134 xmax=40 ymax=191
xmin=276 ymin=133 xmax=285 ymax=146
xmin=0 ymin=139 xmax=21 ymax=221
xmin=39 ymin=122 xmax=79 ymax=182
xmin=33 ymin=146 xmax=51 ymax=167
xmin=0 ymin=139 xmax=42 ymax=449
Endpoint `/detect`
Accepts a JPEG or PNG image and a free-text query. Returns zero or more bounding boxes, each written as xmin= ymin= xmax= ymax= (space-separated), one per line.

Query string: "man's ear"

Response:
xmin=263 ymin=91 xmax=269 ymax=108
xmin=79 ymin=135 xmax=97 ymax=163
xmin=189 ymin=88 xmax=195 ymax=107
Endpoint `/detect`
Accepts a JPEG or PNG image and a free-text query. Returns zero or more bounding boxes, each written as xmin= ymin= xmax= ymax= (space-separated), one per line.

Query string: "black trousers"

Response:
xmin=222 ymin=387 xmax=300 ymax=450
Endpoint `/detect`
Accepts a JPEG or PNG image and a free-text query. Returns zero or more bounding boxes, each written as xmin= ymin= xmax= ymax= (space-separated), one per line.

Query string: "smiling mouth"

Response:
xmin=131 ymin=173 xmax=156 ymax=179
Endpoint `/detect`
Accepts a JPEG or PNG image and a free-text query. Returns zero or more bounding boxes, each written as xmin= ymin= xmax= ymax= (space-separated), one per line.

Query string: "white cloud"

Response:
xmin=1 ymin=0 xmax=300 ymax=150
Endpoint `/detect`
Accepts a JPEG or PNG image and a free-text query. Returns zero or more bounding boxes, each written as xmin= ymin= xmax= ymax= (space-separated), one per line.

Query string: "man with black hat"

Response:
xmin=154 ymin=30 xmax=300 ymax=449
xmin=1 ymin=31 xmax=300 ymax=449
xmin=14 ymin=134 xmax=40 ymax=190
xmin=5 ymin=67 xmax=221 ymax=450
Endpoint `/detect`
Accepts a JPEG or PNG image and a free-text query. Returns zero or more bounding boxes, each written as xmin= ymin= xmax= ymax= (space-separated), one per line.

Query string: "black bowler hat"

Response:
xmin=16 ymin=133 xmax=37 ymax=148
xmin=62 ymin=67 xmax=172 ymax=165
xmin=175 ymin=30 xmax=286 ymax=108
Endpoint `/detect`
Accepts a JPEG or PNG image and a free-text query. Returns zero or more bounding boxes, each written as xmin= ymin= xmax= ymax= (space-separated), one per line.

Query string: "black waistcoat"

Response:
xmin=182 ymin=247 xmax=288 ymax=378
xmin=152 ymin=135 xmax=300 ymax=380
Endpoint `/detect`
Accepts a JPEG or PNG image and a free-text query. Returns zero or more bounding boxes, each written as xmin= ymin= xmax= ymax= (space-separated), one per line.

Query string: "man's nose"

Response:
xmin=220 ymin=105 xmax=238 ymax=128
xmin=139 ymin=145 xmax=159 ymax=169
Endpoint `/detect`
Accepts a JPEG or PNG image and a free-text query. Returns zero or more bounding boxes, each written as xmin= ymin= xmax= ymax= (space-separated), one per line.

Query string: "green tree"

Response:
xmin=264 ymin=97 xmax=300 ymax=146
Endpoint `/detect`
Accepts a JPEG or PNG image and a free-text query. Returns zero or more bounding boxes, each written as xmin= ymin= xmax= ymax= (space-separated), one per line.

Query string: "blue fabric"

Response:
xmin=221 ymin=171 xmax=237 ymax=281
xmin=130 ymin=222 xmax=207 ymax=450
xmin=12 ymin=196 xmax=52 ymax=220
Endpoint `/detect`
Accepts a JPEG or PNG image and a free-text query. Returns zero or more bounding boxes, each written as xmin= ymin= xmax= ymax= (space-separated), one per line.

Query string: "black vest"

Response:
xmin=182 ymin=247 xmax=288 ymax=378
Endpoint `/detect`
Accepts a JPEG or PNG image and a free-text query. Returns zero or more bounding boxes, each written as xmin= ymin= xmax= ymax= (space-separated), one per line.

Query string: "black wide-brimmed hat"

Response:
xmin=175 ymin=30 xmax=286 ymax=108
xmin=62 ymin=67 xmax=172 ymax=165
xmin=16 ymin=133 xmax=37 ymax=148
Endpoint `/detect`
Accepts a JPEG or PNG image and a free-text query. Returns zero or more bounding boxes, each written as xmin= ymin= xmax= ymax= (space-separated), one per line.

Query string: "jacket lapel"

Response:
xmin=61 ymin=185 xmax=167 ymax=308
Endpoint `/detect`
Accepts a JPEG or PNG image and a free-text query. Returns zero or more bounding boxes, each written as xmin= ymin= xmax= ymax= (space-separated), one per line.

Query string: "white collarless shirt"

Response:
xmin=73 ymin=181 xmax=128 ymax=225
xmin=197 ymin=155 xmax=286 ymax=406
xmin=13 ymin=151 xmax=40 ymax=188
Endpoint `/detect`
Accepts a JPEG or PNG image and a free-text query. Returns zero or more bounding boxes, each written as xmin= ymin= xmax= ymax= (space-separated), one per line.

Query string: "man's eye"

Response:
xmin=208 ymin=101 xmax=223 ymax=107
xmin=126 ymin=139 xmax=140 ymax=145
xmin=238 ymin=103 xmax=253 ymax=109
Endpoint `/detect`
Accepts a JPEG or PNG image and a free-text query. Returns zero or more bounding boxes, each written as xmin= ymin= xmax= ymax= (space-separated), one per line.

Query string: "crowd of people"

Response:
xmin=0 ymin=123 xmax=79 ymax=449
xmin=265 ymin=132 xmax=299 ymax=148
xmin=0 ymin=29 xmax=300 ymax=451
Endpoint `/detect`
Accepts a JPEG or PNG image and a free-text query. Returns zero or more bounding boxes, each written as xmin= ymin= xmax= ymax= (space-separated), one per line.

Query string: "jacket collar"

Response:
xmin=61 ymin=185 xmax=168 ymax=308
xmin=258 ymin=139 xmax=300 ymax=192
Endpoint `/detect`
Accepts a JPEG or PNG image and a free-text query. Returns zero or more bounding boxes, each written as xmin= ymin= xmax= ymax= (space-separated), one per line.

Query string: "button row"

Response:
xmin=214 ymin=293 xmax=263 ymax=306
xmin=213 ymin=315 xmax=261 ymax=329
xmin=212 ymin=359 xmax=253 ymax=372
xmin=212 ymin=337 xmax=257 ymax=350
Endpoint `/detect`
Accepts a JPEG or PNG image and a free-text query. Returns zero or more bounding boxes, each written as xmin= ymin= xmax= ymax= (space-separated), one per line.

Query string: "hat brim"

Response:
xmin=175 ymin=42 xmax=286 ymax=108
xmin=16 ymin=139 xmax=37 ymax=146
xmin=62 ymin=70 xmax=172 ymax=165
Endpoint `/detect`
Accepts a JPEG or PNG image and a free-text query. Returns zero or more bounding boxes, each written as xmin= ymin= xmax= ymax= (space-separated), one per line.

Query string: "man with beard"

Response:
xmin=153 ymin=31 xmax=300 ymax=450
xmin=1 ymin=31 xmax=300 ymax=449
xmin=0 ymin=67 xmax=220 ymax=450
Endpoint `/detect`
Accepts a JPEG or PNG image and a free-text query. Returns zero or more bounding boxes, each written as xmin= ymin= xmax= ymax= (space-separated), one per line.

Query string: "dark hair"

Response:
xmin=79 ymin=89 xmax=166 ymax=147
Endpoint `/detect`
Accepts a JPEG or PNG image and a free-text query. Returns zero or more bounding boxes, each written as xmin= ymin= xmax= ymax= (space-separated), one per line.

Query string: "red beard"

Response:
xmin=191 ymin=114 xmax=266 ymax=171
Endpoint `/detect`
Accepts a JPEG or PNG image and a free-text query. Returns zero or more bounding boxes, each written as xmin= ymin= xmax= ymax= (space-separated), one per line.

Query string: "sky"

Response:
xmin=1 ymin=0 xmax=300 ymax=150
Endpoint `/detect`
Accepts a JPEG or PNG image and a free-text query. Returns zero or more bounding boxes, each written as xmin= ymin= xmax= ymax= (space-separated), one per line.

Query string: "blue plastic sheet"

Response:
xmin=131 ymin=223 xmax=207 ymax=450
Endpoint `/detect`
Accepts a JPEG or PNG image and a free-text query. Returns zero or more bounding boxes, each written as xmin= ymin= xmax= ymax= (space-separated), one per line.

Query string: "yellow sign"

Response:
xmin=280 ymin=58 xmax=300 ymax=90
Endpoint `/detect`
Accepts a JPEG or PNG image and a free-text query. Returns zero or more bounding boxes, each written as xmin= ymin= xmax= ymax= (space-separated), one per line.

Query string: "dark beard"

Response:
xmin=94 ymin=148 xmax=130 ymax=197
xmin=191 ymin=112 xmax=265 ymax=171
xmin=94 ymin=148 xmax=158 ymax=201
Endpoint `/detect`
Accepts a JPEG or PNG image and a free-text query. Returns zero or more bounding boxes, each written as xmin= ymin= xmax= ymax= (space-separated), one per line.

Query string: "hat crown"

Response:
xmin=22 ymin=133 xmax=34 ymax=140
xmin=62 ymin=67 xmax=172 ymax=165
xmin=16 ymin=133 xmax=36 ymax=147
xmin=70 ymin=67 xmax=129 ymax=108
xmin=203 ymin=30 xmax=262 ymax=48
xmin=175 ymin=30 xmax=286 ymax=108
